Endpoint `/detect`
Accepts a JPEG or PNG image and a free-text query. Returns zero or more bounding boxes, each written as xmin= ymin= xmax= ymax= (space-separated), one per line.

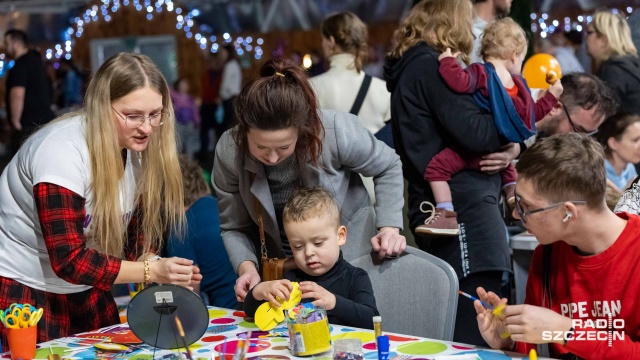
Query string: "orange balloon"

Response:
xmin=522 ymin=53 xmax=562 ymax=89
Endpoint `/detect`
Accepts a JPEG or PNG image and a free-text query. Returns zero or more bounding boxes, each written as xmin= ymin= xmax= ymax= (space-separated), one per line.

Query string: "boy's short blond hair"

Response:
xmin=480 ymin=17 xmax=528 ymax=61
xmin=283 ymin=187 xmax=340 ymax=228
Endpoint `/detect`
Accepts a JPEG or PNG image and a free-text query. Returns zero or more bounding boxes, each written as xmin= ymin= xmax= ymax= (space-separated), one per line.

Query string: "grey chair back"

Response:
xmin=350 ymin=246 xmax=458 ymax=341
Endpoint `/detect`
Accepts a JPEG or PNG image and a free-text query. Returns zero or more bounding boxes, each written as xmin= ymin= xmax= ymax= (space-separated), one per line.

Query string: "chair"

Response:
xmin=350 ymin=246 xmax=458 ymax=341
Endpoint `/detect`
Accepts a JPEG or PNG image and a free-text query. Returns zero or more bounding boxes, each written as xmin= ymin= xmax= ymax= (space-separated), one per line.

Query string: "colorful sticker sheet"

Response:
xmin=1 ymin=307 xmax=545 ymax=359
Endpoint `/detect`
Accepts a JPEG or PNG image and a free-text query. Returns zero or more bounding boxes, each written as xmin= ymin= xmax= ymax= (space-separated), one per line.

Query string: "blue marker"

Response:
xmin=458 ymin=291 xmax=495 ymax=309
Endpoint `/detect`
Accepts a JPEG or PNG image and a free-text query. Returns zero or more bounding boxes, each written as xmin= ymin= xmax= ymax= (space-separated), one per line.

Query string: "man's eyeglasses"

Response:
xmin=563 ymin=104 xmax=598 ymax=136
xmin=112 ymin=106 xmax=168 ymax=129
xmin=514 ymin=193 xmax=586 ymax=223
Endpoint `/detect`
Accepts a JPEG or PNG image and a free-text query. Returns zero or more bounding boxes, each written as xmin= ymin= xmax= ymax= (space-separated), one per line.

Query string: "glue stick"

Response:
xmin=373 ymin=316 xmax=382 ymax=345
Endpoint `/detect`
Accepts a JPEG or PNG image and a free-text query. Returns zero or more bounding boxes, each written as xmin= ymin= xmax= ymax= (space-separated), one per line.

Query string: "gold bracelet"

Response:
xmin=144 ymin=259 xmax=151 ymax=284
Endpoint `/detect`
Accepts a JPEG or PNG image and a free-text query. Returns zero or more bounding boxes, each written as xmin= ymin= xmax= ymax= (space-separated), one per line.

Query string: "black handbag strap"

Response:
xmin=249 ymin=172 xmax=268 ymax=260
xmin=349 ymin=74 xmax=372 ymax=116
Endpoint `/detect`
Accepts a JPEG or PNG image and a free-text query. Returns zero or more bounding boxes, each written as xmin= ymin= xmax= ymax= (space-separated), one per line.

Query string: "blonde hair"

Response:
xmin=480 ymin=17 xmax=528 ymax=60
xmin=84 ymin=53 xmax=184 ymax=258
xmin=592 ymin=11 xmax=638 ymax=64
xmin=282 ymin=187 xmax=340 ymax=228
xmin=389 ymin=0 xmax=474 ymax=64
xmin=605 ymin=184 xmax=622 ymax=211
xmin=321 ymin=12 xmax=368 ymax=73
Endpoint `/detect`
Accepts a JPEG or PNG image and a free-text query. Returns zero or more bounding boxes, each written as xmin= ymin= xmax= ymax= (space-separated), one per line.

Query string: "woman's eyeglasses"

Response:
xmin=112 ymin=106 xmax=168 ymax=128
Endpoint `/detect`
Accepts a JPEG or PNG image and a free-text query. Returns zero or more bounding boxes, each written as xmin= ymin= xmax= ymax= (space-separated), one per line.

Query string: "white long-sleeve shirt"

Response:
xmin=310 ymin=54 xmax=391 ymax=134
xmin=219 ymin=59 xmax=242 ymax=101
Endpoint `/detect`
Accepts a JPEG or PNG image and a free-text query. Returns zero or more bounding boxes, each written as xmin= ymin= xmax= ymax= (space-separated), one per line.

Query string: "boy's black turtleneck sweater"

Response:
xmin=244 ymin=252 xmax=379 ymax=329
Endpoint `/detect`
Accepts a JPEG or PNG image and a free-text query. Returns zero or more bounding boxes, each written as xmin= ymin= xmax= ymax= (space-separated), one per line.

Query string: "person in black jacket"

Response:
xmin=588 ymin=10 xmax=640 ymax=116
xmin=3 ymin=29 xmax=55 ymax=155
xmin=384 ymin=0 xmax=516 ymax=345
xmin=244 ymin=187 xmax=378 ymax=330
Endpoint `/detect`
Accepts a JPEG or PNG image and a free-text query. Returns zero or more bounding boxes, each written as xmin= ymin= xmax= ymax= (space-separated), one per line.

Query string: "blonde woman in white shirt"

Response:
xmin=310 ymin=12 xmax=392 ymax=201
xmin=0 ymin=53 xmax=200 ymax=343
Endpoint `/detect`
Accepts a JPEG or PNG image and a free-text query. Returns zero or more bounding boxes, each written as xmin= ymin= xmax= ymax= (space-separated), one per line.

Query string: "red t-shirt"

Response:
xmin=515 ymin=213 xmax=640 ymax=358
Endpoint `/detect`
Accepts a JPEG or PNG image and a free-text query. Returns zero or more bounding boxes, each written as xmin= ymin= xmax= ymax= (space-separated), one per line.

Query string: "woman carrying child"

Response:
xmin=420 ymin=17 xmax=563 ymax=235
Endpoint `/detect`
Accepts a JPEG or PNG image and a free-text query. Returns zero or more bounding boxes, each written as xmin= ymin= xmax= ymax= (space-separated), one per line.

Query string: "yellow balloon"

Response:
xmin=522 ymin=53 xmax=563 ymax=89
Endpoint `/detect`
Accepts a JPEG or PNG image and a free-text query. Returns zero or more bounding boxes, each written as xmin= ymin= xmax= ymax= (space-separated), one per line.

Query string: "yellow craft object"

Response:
xmin=254 ymin=282 xmax=301 ymax=331
xmin=529 ymin=349 xmax=538 ymax=360
xmin=280 ymin=282 xmax=301 ymax=309
xmin=522 ymin=53 xmax=562 ymax=89
xmin=493 ymin=304 xmax=509 ymax=339
xmin=254 ymin=303 xmax=282 ymax=331
xmin=94 ymin=343 xmax=129 ymax=351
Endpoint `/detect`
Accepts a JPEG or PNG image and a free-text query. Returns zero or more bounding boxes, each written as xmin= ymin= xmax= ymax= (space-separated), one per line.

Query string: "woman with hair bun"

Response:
xmin=310 ymin=11 xmax=391 ymax=137
xmin=310 ymin=11 xmax=394 ymax=200
xmin=212 ymin=59 xmax=406 ymax=303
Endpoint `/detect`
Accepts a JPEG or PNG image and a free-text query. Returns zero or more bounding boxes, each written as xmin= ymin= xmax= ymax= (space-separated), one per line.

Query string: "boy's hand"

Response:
xmin=252 ymin=280 xmax=293 ymax=308
xmin=299 ymin=281 xmax=336 ymax=310
xmin=502 ymin=304 xmax=573 ymax=344
xmin=438 ymin=48 xmax=461 ymax=61
xmin=547 ymin=78 xmax=563 ymax=99
xmin=474 ymin=287 xmax=513 ymax=350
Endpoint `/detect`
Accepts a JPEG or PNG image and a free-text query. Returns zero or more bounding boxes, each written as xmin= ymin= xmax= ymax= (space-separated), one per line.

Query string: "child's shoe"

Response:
xmin=502 ymin=184 xmax=516 ymax=212
xmin=415 ymin=201 xmax=460 ymax=236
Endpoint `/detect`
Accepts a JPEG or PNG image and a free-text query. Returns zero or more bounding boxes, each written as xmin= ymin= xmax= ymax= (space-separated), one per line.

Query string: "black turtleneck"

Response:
xmin=244 ymin=252 xmax=379 ymax=329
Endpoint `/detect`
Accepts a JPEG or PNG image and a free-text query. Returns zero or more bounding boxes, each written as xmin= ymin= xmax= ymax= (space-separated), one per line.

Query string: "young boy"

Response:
xmin=243 ymin=187 xmax=379 ymax=329
xmin=475 ymin=133 xmax=640 ymax=358
xmin=418 ymin=17 xmax=564 ymax=236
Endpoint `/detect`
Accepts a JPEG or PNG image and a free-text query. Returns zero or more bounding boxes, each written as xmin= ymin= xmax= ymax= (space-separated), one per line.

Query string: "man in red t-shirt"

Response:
xmin=475 ymin=133 xmax=640 ymax=359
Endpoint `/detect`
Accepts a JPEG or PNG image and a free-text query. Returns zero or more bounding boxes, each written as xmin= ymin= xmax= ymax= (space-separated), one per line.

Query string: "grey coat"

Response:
xmin=212 ymin=109 xmax=404 ymax=272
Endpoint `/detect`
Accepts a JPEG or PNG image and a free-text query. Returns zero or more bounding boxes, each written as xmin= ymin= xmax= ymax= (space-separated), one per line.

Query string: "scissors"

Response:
xmin=2 ymin=307 xmax=42 ymax=328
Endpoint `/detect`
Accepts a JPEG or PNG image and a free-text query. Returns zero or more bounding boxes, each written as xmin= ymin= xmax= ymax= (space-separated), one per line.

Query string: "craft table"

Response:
xmin=1 ymin=306 xmax=552 ymax=360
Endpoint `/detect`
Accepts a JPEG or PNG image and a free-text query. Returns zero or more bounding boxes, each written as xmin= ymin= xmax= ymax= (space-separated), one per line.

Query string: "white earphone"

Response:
xmin=563 ymin=211 xmax=573 ymax=223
